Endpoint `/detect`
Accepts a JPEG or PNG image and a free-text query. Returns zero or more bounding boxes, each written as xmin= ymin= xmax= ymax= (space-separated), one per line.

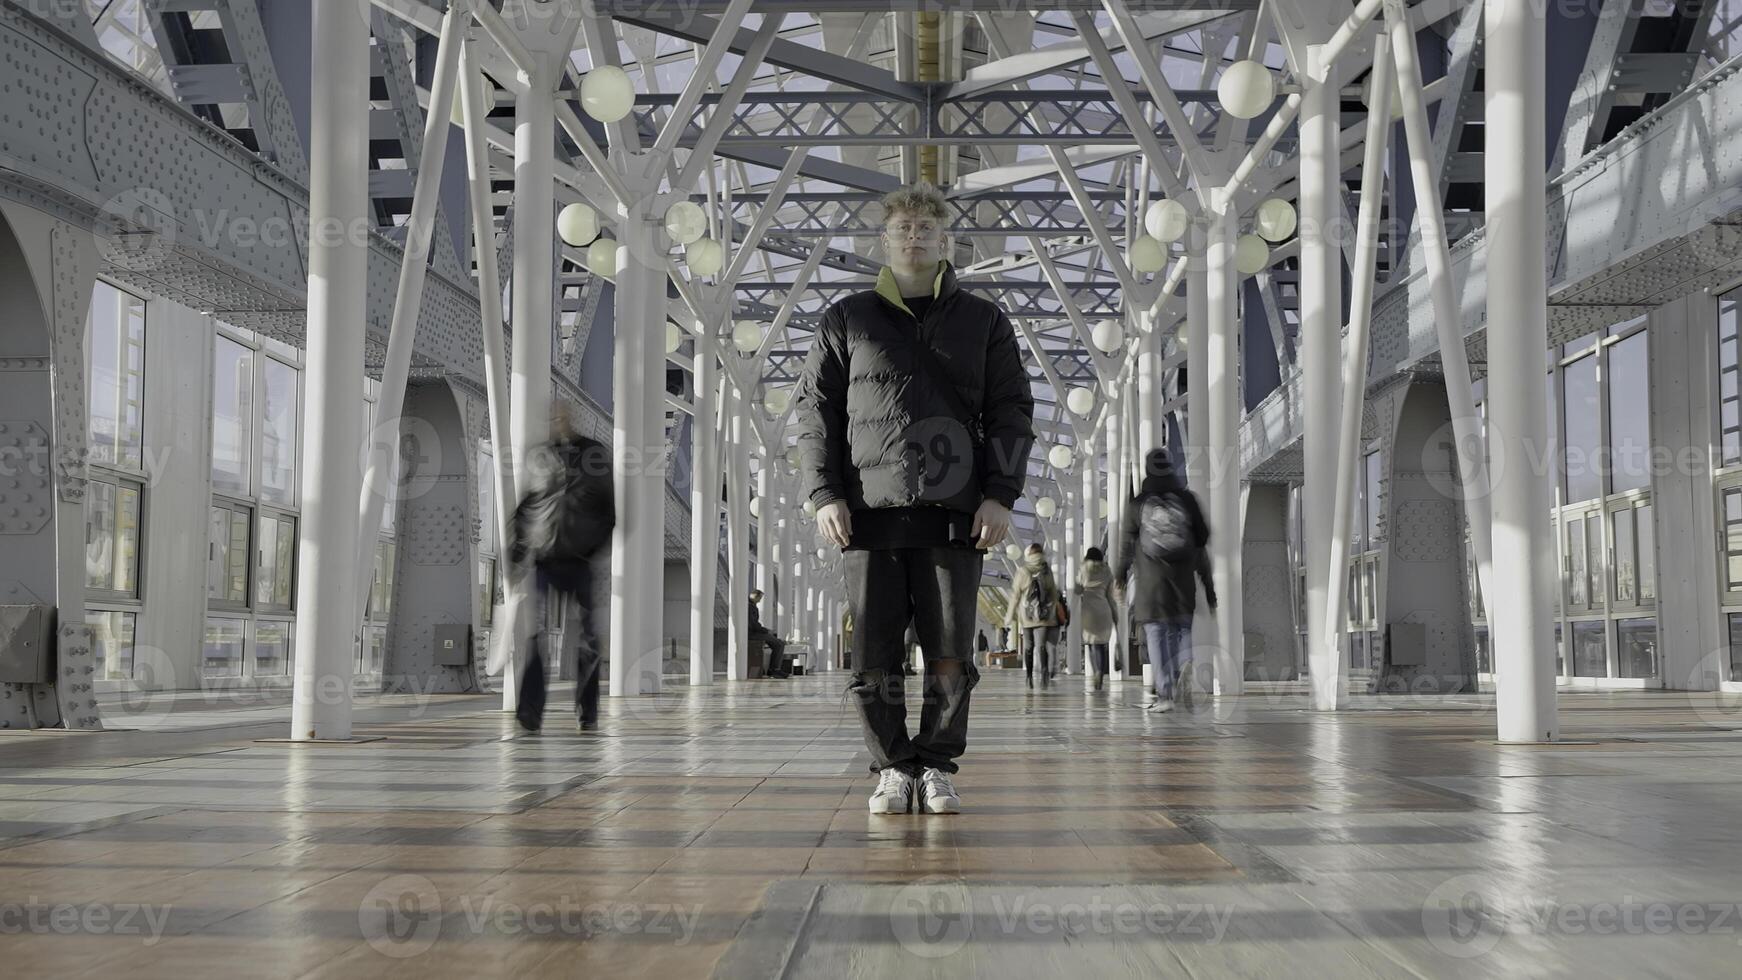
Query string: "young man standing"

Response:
xmin=794 ymin=182 xmax=1035 ymax=815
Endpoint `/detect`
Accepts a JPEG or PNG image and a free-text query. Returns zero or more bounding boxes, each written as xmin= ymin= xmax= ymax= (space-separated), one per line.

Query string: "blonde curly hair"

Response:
xmin=879 ymin=181 xmax=949 ymax=226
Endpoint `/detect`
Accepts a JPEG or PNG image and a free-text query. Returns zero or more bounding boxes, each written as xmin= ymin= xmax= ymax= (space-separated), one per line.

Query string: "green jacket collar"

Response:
xmin=875 ymin=261 xmax=954 ymax=316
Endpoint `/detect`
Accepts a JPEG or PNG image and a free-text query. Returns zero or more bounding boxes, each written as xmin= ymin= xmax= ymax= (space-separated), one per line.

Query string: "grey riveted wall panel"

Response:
xmin=385 ymin=382 xmax=478 ymax=695
xmin=1378 ymin=380 xmax=1476 ymax=694
xmin=1240 ymin=483 xmax=1296 ymax=683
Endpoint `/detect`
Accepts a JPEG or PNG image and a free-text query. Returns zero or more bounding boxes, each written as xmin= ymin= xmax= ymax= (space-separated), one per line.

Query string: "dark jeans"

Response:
xmin=753 ymin=631 xmax=788 ymax=675
xmin=843 ymin=547 xmax=983 ymax=776
xmin=1085 ymin=642 xmax=1110 ymax=676
xmin=1141 ymin=620 xmax=1191 ymax=701
xmin=537 ymin=565 xmax=600 ymax=725
xmin=1023 ymin=625 xmax=1054 ymax=683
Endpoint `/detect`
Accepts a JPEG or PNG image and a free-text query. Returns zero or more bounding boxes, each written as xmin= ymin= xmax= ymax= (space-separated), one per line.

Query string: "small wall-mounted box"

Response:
xmin=433 ymin=624 xmax=472 ymax=667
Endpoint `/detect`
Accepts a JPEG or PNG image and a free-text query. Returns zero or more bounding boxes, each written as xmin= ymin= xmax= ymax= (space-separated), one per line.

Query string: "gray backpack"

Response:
xmin=1138 ymin=494 xmax=1195 ymax=563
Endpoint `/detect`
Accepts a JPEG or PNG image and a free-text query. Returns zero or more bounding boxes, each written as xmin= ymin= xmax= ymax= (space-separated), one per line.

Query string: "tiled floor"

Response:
xmin=3 ymin=672 xmax=1742 ymax=977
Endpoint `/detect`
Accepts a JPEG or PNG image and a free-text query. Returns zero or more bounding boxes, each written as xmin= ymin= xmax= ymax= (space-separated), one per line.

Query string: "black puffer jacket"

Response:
xmin=1116 ymin=451 xmax=1216 ymax=624
xmin=508 ymin=435 xmax=615 ymax=583
xmin=792 ymin=262 xmax=1035 ymax=515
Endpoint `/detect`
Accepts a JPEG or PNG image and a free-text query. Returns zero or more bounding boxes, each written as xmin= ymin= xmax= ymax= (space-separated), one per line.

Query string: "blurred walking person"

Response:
xmin=1116 ymin=450 xmax=1216 ymax=712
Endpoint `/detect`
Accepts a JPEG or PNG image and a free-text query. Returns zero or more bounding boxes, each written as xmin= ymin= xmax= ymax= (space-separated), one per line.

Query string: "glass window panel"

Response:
xmin=1572 ymin=621 xmax=1607 ymax=677
xmin=1562 ymin=355 xmax=1601 ymax=503
xmin=1607 ymin=332 xmax=1651 ymax=493
xmin=365 ymin=626 xmax=386 ymax=674
xmin=227 ymin=510 xmax=250 ymax=603
xmin=1364 ymin=452 xmax=1383 ymax=548
xmin=1612 ymin=507 xmax=1636 ymax=603
xmin=1720 ymin=292 xmax=1740 ymax=465
xmin=1567 ymin=518 xmax=1587 ymax=607
xmin=211 ymin=336 xmax=253 ymax=495
xmin=477 ymin=449 xmax=497 ymax=555
xmin=88 ymin=610 xmax=136 ymax=681
xmin=255 ymin=516 xmax=277 ymax=607
xmin=1363 ymin=560 xmax=1378 ymax=624
xmin=202 ymin=616 xmax=245 ymax=678
xmin=274 ymin=517 xmax=295 ymax=607
xmin=84 ymin=480 xmax=117 ymax=592
xmin=1585 ymin=515 xmax=1603 ymax=610
xmin=259 ymin=358 xmax=298 ymax=506
xmin=86 ymin=282 xmax=146 ymax=471
xmin=371 ymin=539 xmax=395 ymax=623
xmin=1637 ymin=503 xmax=1655 ymax=601
xmin=478 ymin=559 xmax=496 ymax=628
xmin=207 ymin=507 xmax=227 ymax=600
xmin=254 ymin=621 xmax=291 ymax=676
xmin=1730 ymin=613 xmax=1742 ymax=682
xmin=1555 ymin=623 xmax=1564 ymax=675
xmin=1616 ymin=618 xmax=1657 ymax=679
xmin=1475 ymin=627 xmax=1491 ymax=674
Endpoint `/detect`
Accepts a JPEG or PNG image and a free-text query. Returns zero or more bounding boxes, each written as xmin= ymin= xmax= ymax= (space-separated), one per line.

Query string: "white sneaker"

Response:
xmin=917 ymin=768 xmax=961 ymax=814
xmin=868 ymin=768 xmax=914 ymax=814
xmin=1148 ymin=698 xmax=1175 ymax=713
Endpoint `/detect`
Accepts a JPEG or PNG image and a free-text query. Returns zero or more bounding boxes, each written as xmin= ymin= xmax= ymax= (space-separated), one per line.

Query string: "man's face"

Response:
xmin=882 ymin=210 xmax=947 ymax=276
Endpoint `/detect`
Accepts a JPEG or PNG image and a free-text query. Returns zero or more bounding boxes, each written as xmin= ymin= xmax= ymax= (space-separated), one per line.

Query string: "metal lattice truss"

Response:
xmin=60 ymin=0 xmax=1742 ymax=545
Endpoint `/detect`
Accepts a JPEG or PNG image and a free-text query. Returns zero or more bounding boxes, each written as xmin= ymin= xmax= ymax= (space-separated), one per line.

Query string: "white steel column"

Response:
xmin=756 ymin=458 xmax=773 ymax=609
xmin=612 ymin=199 xmax=666 ymax=696
xmin=1301 ymin=43 xmax=1345 ymax=710
xmin=1185 ymin=236 xmax=1209 ymax=500
xmin=502 ymin=48 xmax=559 ymax=712
xmin=688 ymin=342 xmax=720 ymax=686
xmin=1137 ymin=319 xmax=1161 ymax=454
xmin=1485 ymin=0 xmax=1559 ymax=742
xmin=1205 ymin=207 xmax=1245 ymax=696
xmin=779 ymin=478 xmax=797 ymax=636
xmin=1103 ymin=402 xmax=1125 ymax=680
xmin=1321 ymin=34 xmax=1393 ymax=712
xmin=291 ymin=0 xmax=369 ymax=740
xmin=725 ymin=389 xmax=752 ymax=680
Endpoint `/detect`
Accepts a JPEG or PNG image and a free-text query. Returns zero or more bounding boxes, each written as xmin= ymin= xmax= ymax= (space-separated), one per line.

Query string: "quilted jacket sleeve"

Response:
xmin=793 ymin=305 xmax=851 ymax=508
xmin=978 ymin=309 xmax=1036 ymax=510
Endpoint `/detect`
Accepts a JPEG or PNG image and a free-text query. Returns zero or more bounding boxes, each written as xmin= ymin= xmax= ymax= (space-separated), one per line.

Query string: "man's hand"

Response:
xmin=817 ymin=500 xmax=853 ymax=549
xmin=972 ymin=499 xmax=1012 ymax=550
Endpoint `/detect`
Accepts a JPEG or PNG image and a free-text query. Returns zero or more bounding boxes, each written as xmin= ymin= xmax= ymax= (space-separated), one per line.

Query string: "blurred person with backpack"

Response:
xmin=1074 ymin=547 xmax=1118 ymax=691
xmin=1007 ymin=542 xmax=1062 ymax=689
xmin=1116 ymin=450 xmax=1216 ymax=712
xmin=504 ymin=407 xmax=615 ymax=733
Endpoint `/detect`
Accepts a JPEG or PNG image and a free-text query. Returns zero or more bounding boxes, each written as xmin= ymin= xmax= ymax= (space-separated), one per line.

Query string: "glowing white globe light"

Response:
xmin=1145 ymin=198 xmax=1190 ymax=243
xmin=732 ymin=320 xmax=763 ymax=353
xmin=1254 ymin=198 xmax=1297 ymax=242
xmin=1048 ymin=445 xmax=1074 ymax=470
xmin=1218 ymin=60 xmax=1275 ymax=120
xmin=450 ymin=77 xmax=498 ymax=127
xmin=816 ymin=546 xmax=829 ymax=560
xmin=557 ymin=202 xmax=598 ymax=247
xmin=802 ymin=499 xmax=817 ymax=518
xmin=1035 ymin=496 xmax=1057 ymax=519
xmin=749 ymin=497 xmax=761 ymax=518
xmin=1092 ymin=321 xmax=1125 ymax=354
xmin=580 ymin=65 xmax=634 ymax=123
xmin=1004 ymin=543 xmax=1022 ymax=561
xmin=664 ymin=322 xmax=682 ymax=354
xmin=763 ymin=387 xmax=791 ymax=414
xmin=663 ymin=200 xmax=707 ymax=245
xmin=687 ymin=237 xmax=724 ymax=277
xmin=1066 ymin=386 xmax=1095 ymax=416
xmin=1128 ymin=235 xmax=1166 ymax=275
xmin=586 ymin=237 xmax=617 ymax=277
xmin=1235 ymin=234 xmax=1271 ymax=275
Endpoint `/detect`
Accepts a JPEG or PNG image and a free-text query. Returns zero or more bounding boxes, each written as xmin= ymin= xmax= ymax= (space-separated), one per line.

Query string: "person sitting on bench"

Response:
xmin=749 ymin=590 xmax=788 ymax=674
